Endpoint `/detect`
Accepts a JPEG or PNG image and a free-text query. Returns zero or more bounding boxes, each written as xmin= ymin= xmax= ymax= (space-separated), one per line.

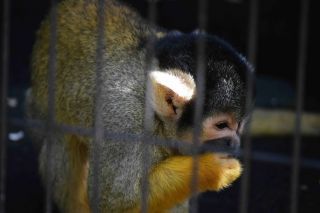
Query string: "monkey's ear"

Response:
xmin=149 ymin=70 xmax=195 ymax=121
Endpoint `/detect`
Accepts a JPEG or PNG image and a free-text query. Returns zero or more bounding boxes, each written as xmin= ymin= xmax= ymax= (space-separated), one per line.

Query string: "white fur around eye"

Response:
xmin=149 ymin=71 xmax=195 ymax=100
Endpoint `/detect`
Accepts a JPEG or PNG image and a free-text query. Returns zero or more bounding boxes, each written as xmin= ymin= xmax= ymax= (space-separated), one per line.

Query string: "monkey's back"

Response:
xmin=29 ymin=0 xmax=154 ymax=132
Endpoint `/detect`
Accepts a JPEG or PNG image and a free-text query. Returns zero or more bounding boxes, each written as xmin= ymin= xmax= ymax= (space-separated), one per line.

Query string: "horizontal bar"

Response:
xmin=250 ymin=109 xmax=320 ymax=136
xmin=252 ymin=151 xmax=320 ymax=170
xmin=9 ymin=118 xmax=320 ymax=170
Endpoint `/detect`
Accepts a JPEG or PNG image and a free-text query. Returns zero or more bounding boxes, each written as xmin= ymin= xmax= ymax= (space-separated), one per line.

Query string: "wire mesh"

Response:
xmin=1 ymin=0 xmax=316 ymax=213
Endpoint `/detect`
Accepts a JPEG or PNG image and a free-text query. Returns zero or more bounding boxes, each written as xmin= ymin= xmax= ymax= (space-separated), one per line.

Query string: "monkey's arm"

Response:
xmin=135 ymin=153 xmax=241 ymax=212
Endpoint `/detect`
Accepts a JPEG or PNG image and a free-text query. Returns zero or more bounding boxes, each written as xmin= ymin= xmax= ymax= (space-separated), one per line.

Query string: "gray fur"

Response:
xmin=27 ymin=0 xmax=188 ymax=211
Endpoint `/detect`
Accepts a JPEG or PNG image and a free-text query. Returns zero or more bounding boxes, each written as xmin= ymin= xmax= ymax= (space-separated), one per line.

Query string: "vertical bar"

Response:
xmin=45 ymin=0 xmax=58 ymax=212
xmin=290 ymin=0 xmax=309 ymax=213
xmin=239 ymin=0 xmax=258 ymax=213
xmin=141 ymin=1 xmax=157 ymax=212
xmin=0 ymin=0 xmax=10 ymax=212
xmin=91 ymin=0 xmax=106 ymax=212
xmin=189 ymin=0 xmax=207 ymax=212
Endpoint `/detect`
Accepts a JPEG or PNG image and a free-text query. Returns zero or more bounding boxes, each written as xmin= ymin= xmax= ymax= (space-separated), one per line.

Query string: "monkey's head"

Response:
xmin=149 ymin=31 xmax=254 ymax=156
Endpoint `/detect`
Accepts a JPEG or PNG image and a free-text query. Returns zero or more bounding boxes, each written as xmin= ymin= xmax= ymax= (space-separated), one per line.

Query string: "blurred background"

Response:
xmin=1 ymin=0 xmax=320 ymax=212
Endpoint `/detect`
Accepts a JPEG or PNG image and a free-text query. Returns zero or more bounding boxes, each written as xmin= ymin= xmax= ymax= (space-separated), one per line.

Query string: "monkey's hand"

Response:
xmin=140 ymin=154 xmax=242 ymax=212
xmin=200 ymin=153 xmax=242 ymax=191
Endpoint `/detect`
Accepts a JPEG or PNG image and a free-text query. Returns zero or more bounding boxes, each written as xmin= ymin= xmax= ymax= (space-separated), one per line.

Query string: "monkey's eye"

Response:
xmin=166 ymin=97 xmax=178 ymax=114
xmin=215 ymin=122 xmax=229 ymax=130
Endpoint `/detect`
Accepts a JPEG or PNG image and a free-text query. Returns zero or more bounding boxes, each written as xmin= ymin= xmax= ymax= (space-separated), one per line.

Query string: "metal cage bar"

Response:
xmin=189 ymin=0 xmax=208 ymax=212
xmin=91 ymin=0 xmax=106 ymax=212
xmin=239 ymin=0 xmax=259 ymax=212
xmin=0 ymin=0 xmax=10 ymax=212
xmin=291 ymin=0 xmax=310 ymax=213
xmin=44 ymin=0 xmax=58 ymax=212
xmin=140 ymin=1 xmax=158 ymax=212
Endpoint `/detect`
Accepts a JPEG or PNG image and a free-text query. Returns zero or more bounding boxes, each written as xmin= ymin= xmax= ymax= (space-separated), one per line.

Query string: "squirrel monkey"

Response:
xmin=27 ymin=0 xmax=253 ymax=212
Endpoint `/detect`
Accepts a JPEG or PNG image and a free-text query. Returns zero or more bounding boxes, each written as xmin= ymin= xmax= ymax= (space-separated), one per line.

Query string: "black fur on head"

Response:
xmin=154 ymin=31 xmax=254 ymax=130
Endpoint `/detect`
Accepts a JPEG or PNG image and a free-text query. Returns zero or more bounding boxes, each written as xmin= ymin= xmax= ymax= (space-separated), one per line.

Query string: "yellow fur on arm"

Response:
xmin=65 ymin=135 xmax=90 ymax=213
xmin=137 ymin=154 xmax=242 ymax=212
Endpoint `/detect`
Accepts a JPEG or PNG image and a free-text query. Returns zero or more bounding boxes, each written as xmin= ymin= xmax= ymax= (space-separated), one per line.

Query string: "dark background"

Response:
xmin=2 ymin=0 xmax=320 ymax=212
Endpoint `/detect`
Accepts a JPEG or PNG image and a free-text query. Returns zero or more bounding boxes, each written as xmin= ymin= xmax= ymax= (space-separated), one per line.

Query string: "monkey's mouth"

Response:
xmin=172 ymin=137 xmax=240 ymax=157
xmin=201 ymin=137 xmax=240 ymax=158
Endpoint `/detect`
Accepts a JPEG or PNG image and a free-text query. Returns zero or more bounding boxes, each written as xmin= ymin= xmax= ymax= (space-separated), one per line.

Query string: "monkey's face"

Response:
xmin=149 ymin=68 xmax=248 ymax=156
xmin=150 ymin=32 xmax=253 ymax=156
xmin=176 ymin=112 xmax=246 ymax=156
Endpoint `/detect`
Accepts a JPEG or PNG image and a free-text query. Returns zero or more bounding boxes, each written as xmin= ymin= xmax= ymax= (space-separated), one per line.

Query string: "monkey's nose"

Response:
xmin=202 ymin=136 xmax=240 ymax=155
xmin=227 ymin=136 xmax=240 ymax=150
